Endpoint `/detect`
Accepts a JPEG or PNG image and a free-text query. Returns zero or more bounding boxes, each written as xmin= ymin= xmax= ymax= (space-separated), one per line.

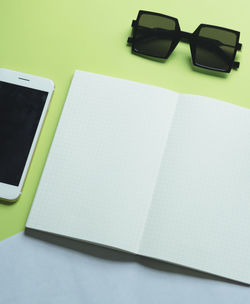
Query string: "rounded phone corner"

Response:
xmin=48 ymin=79 xmax=55 ymax=91
xmin=0 ymin=191 xmax=21 ymax=204
xmin=14 ymin=191 xmax=22 ymax=202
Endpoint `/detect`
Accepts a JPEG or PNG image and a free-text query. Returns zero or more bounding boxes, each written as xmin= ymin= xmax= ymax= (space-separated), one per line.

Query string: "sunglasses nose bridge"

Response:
xmin=179 ymin=31 xmax=193 ymax=43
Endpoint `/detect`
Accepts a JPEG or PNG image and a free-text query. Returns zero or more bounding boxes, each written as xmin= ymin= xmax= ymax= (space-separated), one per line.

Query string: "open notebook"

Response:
xmin=26 ymin=70 xmax=250 ymax=284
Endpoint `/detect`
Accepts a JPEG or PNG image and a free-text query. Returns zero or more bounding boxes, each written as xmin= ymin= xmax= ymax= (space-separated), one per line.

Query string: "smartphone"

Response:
xmin=0 ymin=68 xmax=54 ymax=202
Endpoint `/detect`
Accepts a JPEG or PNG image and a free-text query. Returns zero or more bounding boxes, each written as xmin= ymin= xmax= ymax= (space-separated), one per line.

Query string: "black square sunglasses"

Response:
xmin=127 ymin=10 xmax=242 ymax=73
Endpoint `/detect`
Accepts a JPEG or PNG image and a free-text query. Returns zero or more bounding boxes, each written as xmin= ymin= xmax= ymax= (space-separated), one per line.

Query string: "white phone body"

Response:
xmin=0 ymin=68 xmax=54 ymax=202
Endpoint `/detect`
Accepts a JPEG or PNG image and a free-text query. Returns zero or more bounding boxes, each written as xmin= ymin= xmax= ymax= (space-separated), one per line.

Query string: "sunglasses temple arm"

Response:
xmin=195 ymin=36 xmax=240 ymax=68
xmin=129 ymin=27 xmax=238 ymax=51
xmin=128 ymin=26 xmax=179 ymax=43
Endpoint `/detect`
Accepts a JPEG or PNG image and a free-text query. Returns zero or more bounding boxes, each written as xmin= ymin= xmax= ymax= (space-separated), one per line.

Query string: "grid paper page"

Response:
xmin=139 ymin=94 xmax=250 ymax=284
xmin=26 ymin=70 xmax=178 ymax=253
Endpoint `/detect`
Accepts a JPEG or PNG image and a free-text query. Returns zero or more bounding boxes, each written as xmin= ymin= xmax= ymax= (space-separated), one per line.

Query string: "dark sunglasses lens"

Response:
xmin=193 ymin=26 xmax=238 ymax=71
xmin=133 ymin=13 xmax=178 ymax=58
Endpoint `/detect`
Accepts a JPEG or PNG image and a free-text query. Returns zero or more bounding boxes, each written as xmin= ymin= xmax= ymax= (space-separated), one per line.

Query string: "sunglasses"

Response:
xmin=127 ymin=10 xmax=242 ymax=73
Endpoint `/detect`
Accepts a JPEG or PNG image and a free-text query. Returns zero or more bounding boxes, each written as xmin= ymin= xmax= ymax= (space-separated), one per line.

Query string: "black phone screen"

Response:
xmin=0 ymin=81 xmax=48 ymax=186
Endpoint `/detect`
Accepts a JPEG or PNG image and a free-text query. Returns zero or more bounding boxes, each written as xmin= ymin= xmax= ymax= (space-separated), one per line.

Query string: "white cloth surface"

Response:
xmin=0 ymin=232 xmax=249 ymax=304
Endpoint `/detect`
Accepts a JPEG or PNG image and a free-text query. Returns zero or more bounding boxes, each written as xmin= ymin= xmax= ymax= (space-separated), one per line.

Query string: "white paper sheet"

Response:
xmin=0 ymin=232 xmax=249 ymax=304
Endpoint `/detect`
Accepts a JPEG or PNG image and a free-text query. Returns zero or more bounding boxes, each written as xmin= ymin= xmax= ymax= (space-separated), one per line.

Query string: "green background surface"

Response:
xmin=0 ymin=0 xmax=249 ymax=241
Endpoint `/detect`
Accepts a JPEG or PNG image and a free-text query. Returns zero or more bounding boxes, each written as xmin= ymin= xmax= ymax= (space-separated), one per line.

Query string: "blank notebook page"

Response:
xmin=140 ymin=94 xmax=250 ymax=284
xmin=26 ymin=70 xmax=178 ymax=253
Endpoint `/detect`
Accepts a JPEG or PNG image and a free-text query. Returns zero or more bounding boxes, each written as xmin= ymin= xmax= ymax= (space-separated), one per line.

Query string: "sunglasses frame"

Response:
xmin=128 ymin=10 xmax=242 ymax=73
